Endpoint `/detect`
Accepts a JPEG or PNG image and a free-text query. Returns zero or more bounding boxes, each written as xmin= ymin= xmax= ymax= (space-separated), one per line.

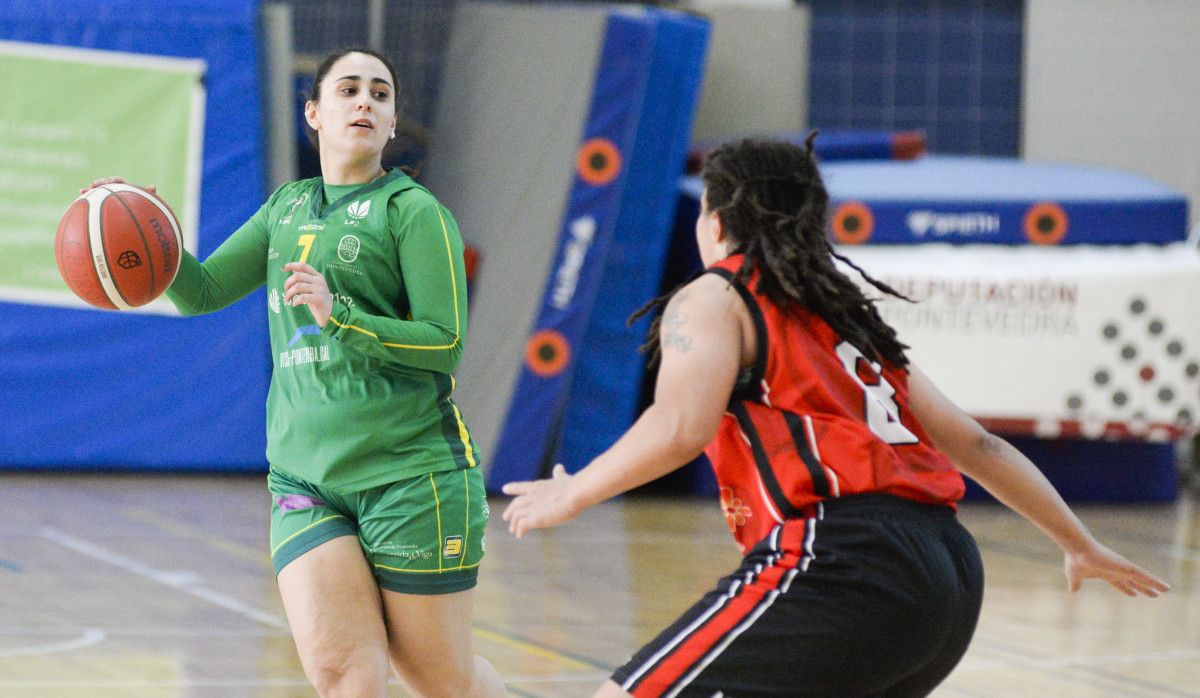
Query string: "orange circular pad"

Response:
xmin=524 ymin=330 xmax=571 ymax=378
xmin=1024 ymin=202 xmax=1068 ymax=245
xmin=831 ymin=201 xmax=875 ymax=244
xmin=576 ymin=138 xmax=622 ymax=186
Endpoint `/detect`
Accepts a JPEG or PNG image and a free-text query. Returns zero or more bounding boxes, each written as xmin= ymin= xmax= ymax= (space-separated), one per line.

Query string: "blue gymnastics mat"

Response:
xmin=681 ymin=156 xmax=1189 ymax=246
xmin=820 ymin=156 xmax=1189 ymax=245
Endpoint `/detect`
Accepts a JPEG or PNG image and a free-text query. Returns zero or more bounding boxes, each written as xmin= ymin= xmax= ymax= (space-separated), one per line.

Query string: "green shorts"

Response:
xmin=268 ymin=466 xmax=488 ymax=595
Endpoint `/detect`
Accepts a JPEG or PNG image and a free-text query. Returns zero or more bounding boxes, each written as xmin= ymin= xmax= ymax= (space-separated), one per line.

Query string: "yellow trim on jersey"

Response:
xmin=325 ymin=203 xmax=463 ymax=352
xmin=461 ymin=469 xmax=470 ymax=569
xmin=373 ymin=560 xmax=482 ymax=574
xmin=270 ymin=514 xmax=347 ymax=557
xmin=327 ymin=315 xmax=461 ymax=350
xmin=429 ymin=473 xmax=444 ymax=573
xmin=435 ymin=204 xmax=462 ymax=337
xmin=450 ymin=401 xmax=477 ymax=469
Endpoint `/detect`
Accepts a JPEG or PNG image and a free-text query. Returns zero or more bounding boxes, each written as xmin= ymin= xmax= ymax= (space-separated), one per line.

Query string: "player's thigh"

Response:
xmin=381 ymin=586 xmax=478 ymax=688
xmin=276 ymin=535 xmax=391 ymax=681
xmin=357 ymin=467 xmax=488 ymax=596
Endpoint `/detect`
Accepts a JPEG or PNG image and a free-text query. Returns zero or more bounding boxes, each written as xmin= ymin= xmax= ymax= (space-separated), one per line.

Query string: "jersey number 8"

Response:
xmin=835 ymin=342 xmax=919 ymax=445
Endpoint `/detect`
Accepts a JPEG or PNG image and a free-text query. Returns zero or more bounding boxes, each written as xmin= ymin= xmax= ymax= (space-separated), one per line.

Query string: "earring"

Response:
xmin=390 ymin=129 xmax=396 ymax=139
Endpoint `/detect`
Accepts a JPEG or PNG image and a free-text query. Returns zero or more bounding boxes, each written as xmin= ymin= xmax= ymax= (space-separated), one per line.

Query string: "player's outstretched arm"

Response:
xmin=503 ymin=274 xmax=745 ymax=538
xmin=907 ymin=364 xmax=1170 ymax=597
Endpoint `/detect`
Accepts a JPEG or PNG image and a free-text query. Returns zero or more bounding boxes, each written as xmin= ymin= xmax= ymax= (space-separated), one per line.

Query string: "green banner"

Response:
xmin=0 ymin=41 xmax=204 ymax=312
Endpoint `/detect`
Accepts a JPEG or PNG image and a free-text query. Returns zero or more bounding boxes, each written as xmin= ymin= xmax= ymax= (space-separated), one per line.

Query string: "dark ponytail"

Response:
xmin=633 ymin=135 xmax=913 ymax=369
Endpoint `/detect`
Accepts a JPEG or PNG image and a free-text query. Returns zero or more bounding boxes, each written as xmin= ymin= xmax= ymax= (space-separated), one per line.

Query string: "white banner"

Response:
xmin=843 ymin=244 xmax=1200 ymax=441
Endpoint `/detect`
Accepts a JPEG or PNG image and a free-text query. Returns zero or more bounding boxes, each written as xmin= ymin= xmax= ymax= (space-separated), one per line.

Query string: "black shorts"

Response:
xmin=611 ymin=493 xmax=984 ymax=697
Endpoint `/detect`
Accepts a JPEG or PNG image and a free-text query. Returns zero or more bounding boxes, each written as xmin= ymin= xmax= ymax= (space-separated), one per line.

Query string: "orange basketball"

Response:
xmin=55 ymin=184 xmax=182 ymax=310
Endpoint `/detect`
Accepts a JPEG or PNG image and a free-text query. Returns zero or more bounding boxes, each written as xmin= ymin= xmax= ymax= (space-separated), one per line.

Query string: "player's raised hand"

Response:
xmin=1064 ymin=540 xmax=1170 ymax=597
xmin=283 ymin=262 xmax=334 ymax=326
xmin=502 ymin=464 xmax=580 ymax=538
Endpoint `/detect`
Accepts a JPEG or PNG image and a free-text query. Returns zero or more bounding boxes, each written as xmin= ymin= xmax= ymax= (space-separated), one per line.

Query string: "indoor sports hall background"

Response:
xmin=2 ymin=2 xmax=1200 ymax=696
xmin=2 ymin=0 xmax=1197 ymax=500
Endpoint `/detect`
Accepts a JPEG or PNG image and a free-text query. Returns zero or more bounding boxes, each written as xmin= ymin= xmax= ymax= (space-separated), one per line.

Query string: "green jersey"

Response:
xmin=167 ymin=170 xmax=480 ymax=490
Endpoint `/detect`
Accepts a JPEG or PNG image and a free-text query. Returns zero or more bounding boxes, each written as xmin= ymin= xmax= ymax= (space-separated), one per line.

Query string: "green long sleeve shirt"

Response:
xmin=167 ymin=170 xmax=480 ymax=489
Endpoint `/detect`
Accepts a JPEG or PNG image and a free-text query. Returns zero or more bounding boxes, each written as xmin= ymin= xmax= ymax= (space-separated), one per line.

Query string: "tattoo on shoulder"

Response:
xmin=662 ymin=292 xmax=692 ymax=353
xmin=663 ymin=329 xmax=693 ymax=353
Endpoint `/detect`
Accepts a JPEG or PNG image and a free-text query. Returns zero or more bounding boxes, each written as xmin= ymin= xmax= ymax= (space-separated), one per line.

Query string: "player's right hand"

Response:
xmin=501 ymin=464 xmax=582 ymax=538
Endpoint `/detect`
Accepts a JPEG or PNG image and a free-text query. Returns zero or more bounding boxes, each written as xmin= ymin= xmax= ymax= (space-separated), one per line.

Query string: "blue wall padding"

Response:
xmin=0 ymin=0 xmax=269 ymax=470
xmin=692 ymin=129 xmax=926 ymax=166
xmin=486 ymin=10 xmax=711 ymax=490
xmin=558 ymin=11 xmax=711 ymax=472
xmin=485 ymin=13 xmax=656 ymax=489
xmin=963 ymin=438 xmax=1177 ymax=503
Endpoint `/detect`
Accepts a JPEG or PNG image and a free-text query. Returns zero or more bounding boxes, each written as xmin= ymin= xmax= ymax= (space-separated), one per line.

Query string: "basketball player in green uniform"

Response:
xmin=85 ymin=49 xmax=505 ymax=697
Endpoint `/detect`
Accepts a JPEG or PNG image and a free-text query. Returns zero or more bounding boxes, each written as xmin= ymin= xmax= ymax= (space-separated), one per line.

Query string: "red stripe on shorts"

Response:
xmin=628 ymin=518 xmax=812 ymax=697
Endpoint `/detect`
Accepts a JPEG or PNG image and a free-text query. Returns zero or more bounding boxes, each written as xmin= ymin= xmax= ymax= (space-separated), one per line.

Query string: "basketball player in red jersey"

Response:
xmin=503 ymin=137 xmax=1169 ymax=696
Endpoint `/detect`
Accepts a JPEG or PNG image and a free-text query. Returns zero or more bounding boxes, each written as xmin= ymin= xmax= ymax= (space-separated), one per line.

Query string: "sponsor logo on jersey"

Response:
xmin=280 ymin=192 xmax=309 ymax=225
xmin=268 ymin=287 xmax=281 ymax=314
xmin=345 ymin=199 xmax=371 ymax=225
xmin=338 ymin=234 xmax=361 ymax=263
xmin=298 ymin=223 xmax=324 ymax=232
xmin=279 ymin=344 xmax=330 ymax=368
xmin=288 ymin=324 xmax=322 ymax=347
xmin=442 ymin=535 xmax=464 ymax=559
xmin=267 ymin=246 xmax=279 ymax=260
xmin=906 ymin=210 xmax=1000 ymax=238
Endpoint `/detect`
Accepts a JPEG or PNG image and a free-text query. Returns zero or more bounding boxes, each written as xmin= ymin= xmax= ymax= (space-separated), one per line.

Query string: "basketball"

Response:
xmin=55 ymin=183 xmax=183 ymax=310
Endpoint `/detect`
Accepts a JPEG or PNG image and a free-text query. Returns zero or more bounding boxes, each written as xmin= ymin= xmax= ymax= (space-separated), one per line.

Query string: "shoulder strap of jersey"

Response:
xmin=706 ymin=263 xmax=768 ymax=402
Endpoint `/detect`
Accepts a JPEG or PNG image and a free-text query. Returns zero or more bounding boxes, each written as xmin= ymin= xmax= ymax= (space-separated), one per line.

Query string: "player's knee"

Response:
xmin=304 ymin=650 xmax=387 ymax=697
xmin=392 ymin=654 xmax=476 ymax=698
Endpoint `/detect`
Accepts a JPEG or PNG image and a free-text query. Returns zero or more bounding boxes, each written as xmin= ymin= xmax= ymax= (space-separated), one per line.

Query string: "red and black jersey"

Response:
xmin=706 ymin=255 xmax=964 ymax=552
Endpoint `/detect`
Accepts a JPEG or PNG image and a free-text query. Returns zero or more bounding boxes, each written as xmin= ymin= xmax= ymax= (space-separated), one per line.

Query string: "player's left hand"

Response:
xmin=1064 ymin=540 xmax=1170 ymax=597
xmin=502 ymin=464 xmax=581 ymax=538
xmin=283 ymin=262 xmax=334 ymax=327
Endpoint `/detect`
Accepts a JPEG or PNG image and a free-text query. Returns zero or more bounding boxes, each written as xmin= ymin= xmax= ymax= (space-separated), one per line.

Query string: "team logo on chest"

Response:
xmin=280 ymin=192 xmax=309 ymax=225
xmin=338 ymin=235 xmax=361 ymax=263
xmin=345 ymin=199 xmax=371 ymax=225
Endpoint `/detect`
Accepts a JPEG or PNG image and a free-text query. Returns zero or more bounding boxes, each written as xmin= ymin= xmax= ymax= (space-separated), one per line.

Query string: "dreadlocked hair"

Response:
xmin=632 ymin=134 xmax=914 ymax=369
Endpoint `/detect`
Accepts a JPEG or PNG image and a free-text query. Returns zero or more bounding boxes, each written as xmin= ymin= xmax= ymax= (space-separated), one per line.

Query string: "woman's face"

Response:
xmin=695 ymin=190 xmax=725 ymax=267
xmin=306 ymin=52 xmax=397 ymax=160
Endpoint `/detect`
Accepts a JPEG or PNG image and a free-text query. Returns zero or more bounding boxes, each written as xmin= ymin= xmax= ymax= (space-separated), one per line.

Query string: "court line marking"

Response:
xmin=120 ymin=506 xmax=265 ymax=564
xmin=0 ymin=629 xmax=106 ymax=658
xmin=37 ymin=528 xmax=613 ymax=677
xmin=38 ymin=527 xmax=289 ymax=630
xmin=472 ymin=625 xmax=609 ymax=671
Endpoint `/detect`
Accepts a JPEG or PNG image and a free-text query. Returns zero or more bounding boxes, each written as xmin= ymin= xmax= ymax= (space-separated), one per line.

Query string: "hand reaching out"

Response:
xmin=1064 ymin=540 xmax=1170 ymax=597
xmin=502 ymin=464 xmax=582 ymax=538
xmin=283 ymin=262 xmax=333 ymax=327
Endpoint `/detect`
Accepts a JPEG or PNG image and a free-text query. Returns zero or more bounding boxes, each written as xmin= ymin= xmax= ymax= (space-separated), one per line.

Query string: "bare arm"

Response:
xmin=502 ymin=274 xmax=745 ymax=536
xmin=907 ymin=364 xmax=1169 ymax=597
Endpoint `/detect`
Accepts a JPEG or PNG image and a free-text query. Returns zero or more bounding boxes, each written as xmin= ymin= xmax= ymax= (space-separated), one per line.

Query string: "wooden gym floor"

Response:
xmin=1 ymin=471 xmax=1197 ymax=697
